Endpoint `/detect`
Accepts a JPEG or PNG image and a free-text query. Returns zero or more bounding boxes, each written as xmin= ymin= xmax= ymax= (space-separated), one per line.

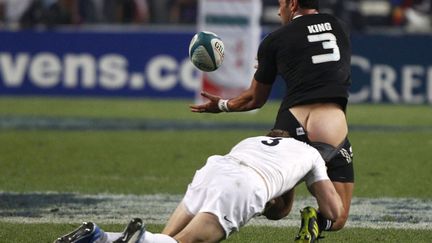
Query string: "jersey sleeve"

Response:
xmin=304 ymin=153 xmax=329 ymax=187
xmin=254 ymin=34 xmax=277 ymax=84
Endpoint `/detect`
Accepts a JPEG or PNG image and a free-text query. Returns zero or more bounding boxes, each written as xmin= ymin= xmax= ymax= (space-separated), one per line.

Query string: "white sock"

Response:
xmin=93 ymin=231 xmax=109 ymax=243
xmin=142 ymin=231 xmax=177 ymax=243
xmin=106 ymin=232 xmax=123 ymax=241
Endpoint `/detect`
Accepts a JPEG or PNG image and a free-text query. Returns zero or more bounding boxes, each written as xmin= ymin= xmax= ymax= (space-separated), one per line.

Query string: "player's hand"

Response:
xmin=189 ymin=91 xmax=222 ymax=113
xmin=262 ymin=197 xmax=288 ymax=220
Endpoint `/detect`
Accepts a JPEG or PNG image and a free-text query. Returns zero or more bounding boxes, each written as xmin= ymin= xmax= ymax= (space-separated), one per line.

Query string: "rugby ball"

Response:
xmin=189 ymin=31 xmax=224 ymax=72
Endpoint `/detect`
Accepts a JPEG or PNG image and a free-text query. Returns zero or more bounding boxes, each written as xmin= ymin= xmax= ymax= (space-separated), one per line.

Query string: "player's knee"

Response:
xmin=331 ymin=208 xmax=349 ymax=230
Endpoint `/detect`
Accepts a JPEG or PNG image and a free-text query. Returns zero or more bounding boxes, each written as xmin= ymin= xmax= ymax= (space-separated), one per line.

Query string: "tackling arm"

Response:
xmin=189 ymin=79 xmax=272 ymax=113
xmin=309 ymin=180 xmax=344 ymax=222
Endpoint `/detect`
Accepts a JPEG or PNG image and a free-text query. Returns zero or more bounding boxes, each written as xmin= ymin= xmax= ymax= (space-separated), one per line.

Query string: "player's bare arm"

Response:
xmin=189 ymin=79 xmax=272 ymax=113
xmin=309 ymin=180 xmax=344 ymax=222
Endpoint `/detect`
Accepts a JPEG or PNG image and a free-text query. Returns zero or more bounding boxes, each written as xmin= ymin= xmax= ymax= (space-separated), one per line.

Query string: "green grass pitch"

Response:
xmin=0 ymin=97 xmax=431 ymax=242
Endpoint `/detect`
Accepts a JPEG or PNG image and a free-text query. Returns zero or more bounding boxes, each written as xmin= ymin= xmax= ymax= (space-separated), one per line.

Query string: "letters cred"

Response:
xmin=307 ymin=33 xmax=340 ymax=64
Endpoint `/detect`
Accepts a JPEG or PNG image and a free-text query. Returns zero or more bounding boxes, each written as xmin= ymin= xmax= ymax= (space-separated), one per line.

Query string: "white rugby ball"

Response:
xmin=189 ymin=31 xmax=224 ymax=72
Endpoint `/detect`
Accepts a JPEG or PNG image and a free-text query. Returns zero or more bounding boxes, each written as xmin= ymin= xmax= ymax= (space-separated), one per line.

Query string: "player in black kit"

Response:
xmin=190 ymin=0 xmax=353 ymax=242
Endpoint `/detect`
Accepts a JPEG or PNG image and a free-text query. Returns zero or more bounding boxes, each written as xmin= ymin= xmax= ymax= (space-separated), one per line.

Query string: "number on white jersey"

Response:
xmin=261 ymin=138 xmax=282 ymax=146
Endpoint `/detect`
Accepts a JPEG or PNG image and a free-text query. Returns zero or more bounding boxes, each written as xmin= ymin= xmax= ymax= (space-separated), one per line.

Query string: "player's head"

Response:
xmin=266 ymin=129 xmax=291 ymax=138
xmin=278 ymin=0 xmax=319 ymax=25
xmin=297 ymin=0 xmax=319 ymax=10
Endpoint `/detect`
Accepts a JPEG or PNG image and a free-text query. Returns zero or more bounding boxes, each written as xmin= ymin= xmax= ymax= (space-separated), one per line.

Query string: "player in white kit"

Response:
xmin=55 ymin=130 xmax=343 ymax=243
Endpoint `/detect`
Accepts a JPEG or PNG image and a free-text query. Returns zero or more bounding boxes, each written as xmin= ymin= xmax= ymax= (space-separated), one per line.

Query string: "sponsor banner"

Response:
xmin=351 ymin=34 xmax=432 ymax=104
xmin=197 ymin=0 xmax=262 ymax=100
xmin=0 ymin=29 xmax=431 ymax=104
xmin=0 ymin=30 xmax=199 ymax=98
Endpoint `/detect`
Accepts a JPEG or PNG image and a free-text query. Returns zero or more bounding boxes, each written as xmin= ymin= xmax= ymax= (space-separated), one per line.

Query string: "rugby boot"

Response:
xmin=54 ymin=222 xmax=107 ymax=243
xmin=113 ymin=218 xmax=145 ymax=243
xmin=294 ymin=206 xmax=319 ymax=243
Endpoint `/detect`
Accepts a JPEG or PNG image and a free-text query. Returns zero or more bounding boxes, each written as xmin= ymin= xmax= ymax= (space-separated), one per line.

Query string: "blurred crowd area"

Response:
xmin=0 ymin=0 xmax=430 ymax=33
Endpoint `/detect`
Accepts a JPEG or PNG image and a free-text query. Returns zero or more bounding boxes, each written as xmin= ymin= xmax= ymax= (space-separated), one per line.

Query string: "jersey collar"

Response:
xmin=293 ymin=12 xmax=318 ymax=20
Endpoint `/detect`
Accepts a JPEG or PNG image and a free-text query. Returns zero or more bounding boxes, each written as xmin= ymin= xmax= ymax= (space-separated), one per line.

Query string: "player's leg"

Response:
xmin=112 ymin=213 xmax=224 ymax=243
xmin=323 ymin=138 xmax=354 ymax=231
xmin=330 ymin=181 xmax=353 ymax=230
xmin=278 ymin=106 xmax=352 ymax=240
xmin=162 ymin=202 xmax=194 ymax=236
xmin=171 ymin=156 xmax=268 ymax=242
xmin=174 ymin=212 xmax=226 ymax=243
xmin=163 ymin=156 xmax=219 ymax=236
xmin=112 ymin=221 xmax=178 ymax=243
xmin=109 ymin=218 xmax=178 ymax=243
xmin=295 ymin=138 xmax=354 ymax=243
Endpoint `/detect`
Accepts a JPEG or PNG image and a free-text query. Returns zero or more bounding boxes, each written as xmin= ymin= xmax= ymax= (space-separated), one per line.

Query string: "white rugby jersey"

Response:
xmin=227 ymin=136 xmax=328 ymax=200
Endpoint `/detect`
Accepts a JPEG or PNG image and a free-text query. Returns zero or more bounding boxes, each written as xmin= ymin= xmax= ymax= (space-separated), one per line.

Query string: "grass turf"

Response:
xmin=1 ymin=96 xmax=432 ymax=126
xmin=1 ymin=223 xmax=432 ymax=243
xmin=1 ymin=130 xmax=432 ymax=198
xmin=1 ymin=97 xmax=431 ymax=242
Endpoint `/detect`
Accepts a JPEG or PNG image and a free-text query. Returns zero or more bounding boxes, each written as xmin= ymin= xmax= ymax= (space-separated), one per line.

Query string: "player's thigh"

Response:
xmin=326 ymin=138 xmax=354 ymax=228
xmin=174 ymin=212 xmax=225 ymax=243
xmin=162 ymin=202 xmax=194 ymax=236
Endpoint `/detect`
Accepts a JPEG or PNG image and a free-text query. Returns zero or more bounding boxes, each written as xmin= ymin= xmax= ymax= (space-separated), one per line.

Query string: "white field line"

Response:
xmin=0 ymin=192 xmax=431 ymax=230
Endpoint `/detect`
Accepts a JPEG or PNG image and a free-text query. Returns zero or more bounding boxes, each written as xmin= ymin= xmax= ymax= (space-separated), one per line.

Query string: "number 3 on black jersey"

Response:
xmin=307 ymin=33 xmax=340 ymax=64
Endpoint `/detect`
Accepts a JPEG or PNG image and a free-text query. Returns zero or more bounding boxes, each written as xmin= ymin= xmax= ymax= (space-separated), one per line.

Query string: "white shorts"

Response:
xmin=182 ymin=155 xmax=268 ymax=237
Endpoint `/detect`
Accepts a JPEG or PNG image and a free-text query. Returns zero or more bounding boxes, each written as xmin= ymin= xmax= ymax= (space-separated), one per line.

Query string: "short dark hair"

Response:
xmin=266 ymin=129 xmax=291 ymax=138
xmin=298 ymin=0 xmax=319 ymax=9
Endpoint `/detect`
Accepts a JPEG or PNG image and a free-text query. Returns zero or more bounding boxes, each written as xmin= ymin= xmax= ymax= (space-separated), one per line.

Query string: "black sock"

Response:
xmin=317 ymin=212 xmax=333 ymax=232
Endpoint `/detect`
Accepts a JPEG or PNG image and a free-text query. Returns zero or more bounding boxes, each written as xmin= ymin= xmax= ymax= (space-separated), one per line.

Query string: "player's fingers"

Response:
xmin=190 ymin=108 xmax=203 ymax=112
xmin=191 ymin=107 xmax=212 ymax=113
xmin=189 ymin=104 xmax=203 ymax=110
xmin=189 ymin=104 xmax=208 ymax=112
xmin=200 ymin=91 xmax=218 ymax=101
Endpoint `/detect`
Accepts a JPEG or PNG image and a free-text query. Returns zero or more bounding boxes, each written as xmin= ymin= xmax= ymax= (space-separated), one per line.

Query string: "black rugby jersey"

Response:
xmin=254 ymin=13 xmax=351 ymax=110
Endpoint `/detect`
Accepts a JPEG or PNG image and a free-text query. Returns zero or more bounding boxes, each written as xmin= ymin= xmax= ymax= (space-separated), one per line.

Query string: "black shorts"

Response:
xmin=273 ymin=109 xmax=354 ymax=183
xmin=326 ymin=138 xmax=354 ymax=183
